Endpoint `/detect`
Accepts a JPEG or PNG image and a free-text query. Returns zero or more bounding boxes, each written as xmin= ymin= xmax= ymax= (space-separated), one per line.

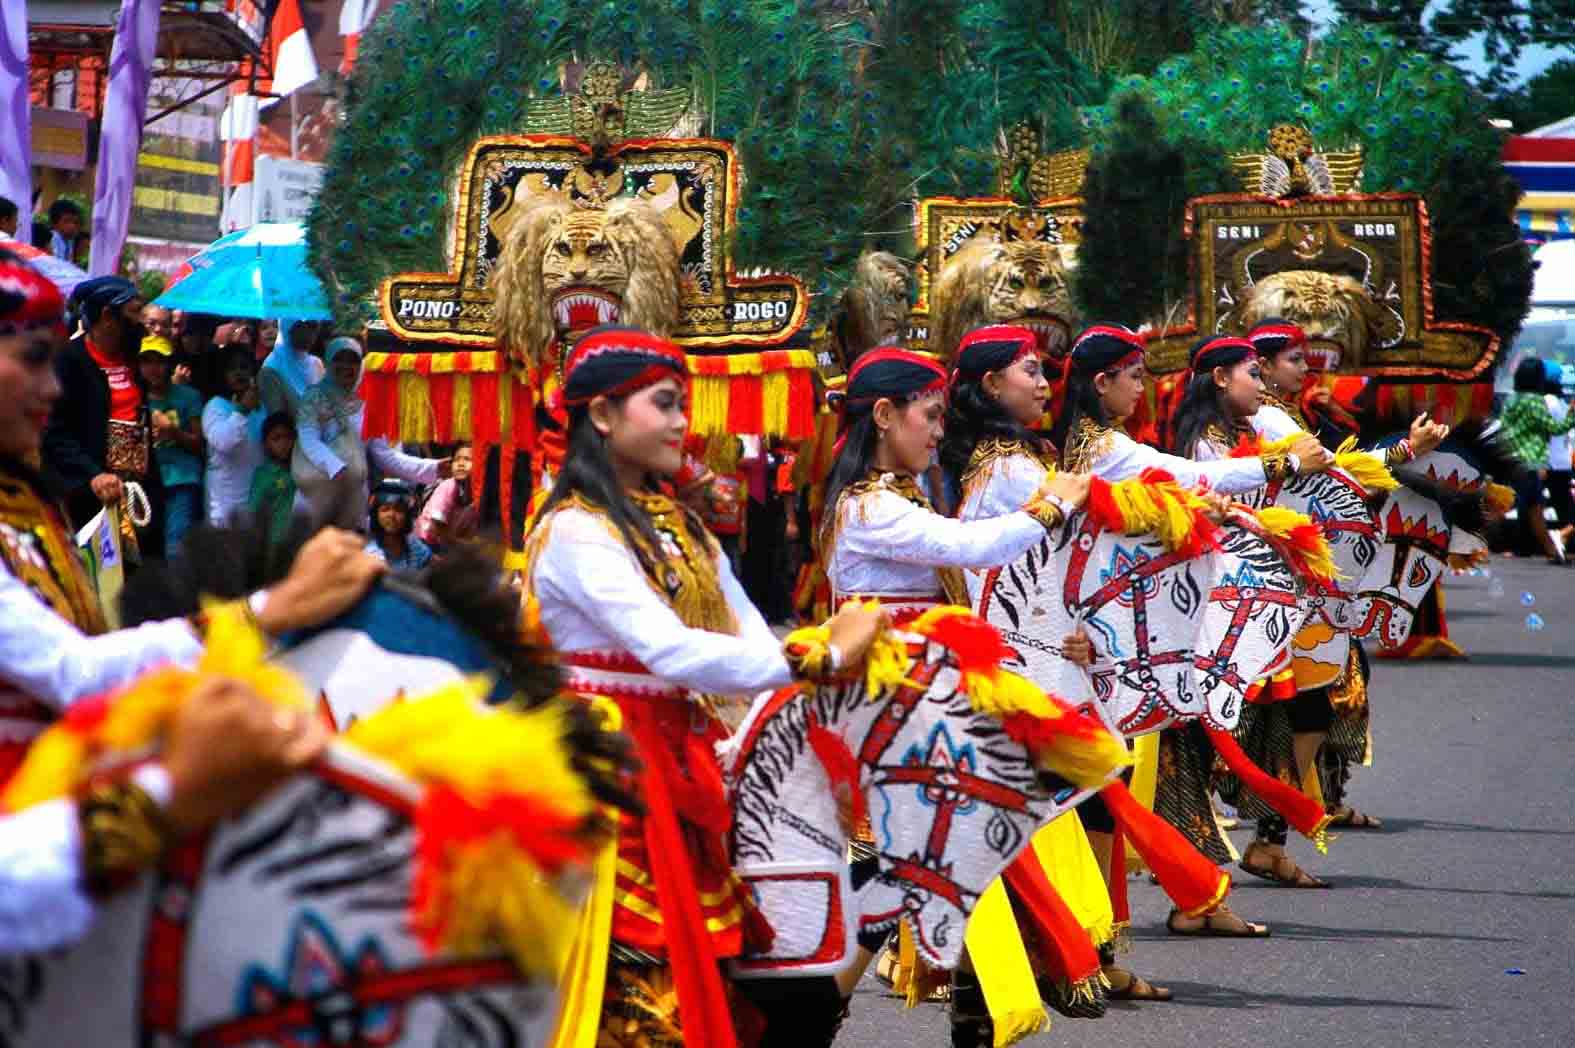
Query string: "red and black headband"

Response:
xmin=1190 ymin=335 xmax=1257 ymax=374
xmin=845 ymin=347 xmax=948 ymax=411
xmin=1069 ymin=324 xmax=1146 ymax=374
xmin=952 ymin=325 xmax=1039 ymax=384
xmin=0 ymin=257 xmax=67 ymax=339
xmin=562 ymin=325 xmax=688 ymax=407
xmin=1247 ymin=321 xmax=1307 ymax=358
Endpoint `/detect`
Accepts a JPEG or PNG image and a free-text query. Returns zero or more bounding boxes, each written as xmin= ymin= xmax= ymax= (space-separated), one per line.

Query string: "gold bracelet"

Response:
xmin=78 ymin=778 xmax=173 ymax=898
xmin=1261 ymin=449 xmax=1293 ymax=483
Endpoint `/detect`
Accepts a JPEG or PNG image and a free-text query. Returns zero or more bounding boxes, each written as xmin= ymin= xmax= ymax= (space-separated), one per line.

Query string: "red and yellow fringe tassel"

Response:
xmin=1083 ymin=470 xmax=1221 ymax=557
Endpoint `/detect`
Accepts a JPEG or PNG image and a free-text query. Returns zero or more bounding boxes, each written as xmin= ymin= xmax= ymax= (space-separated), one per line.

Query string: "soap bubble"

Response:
xmin=1520 ymin=591 xmax=1536 ymax=608
xmin=1525 ymin=613 xmax=1545 ymax=632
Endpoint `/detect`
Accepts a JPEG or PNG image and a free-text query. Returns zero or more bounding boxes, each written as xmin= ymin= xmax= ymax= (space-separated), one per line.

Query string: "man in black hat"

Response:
xmin=42 ymin=276 xmax=163 ymax=554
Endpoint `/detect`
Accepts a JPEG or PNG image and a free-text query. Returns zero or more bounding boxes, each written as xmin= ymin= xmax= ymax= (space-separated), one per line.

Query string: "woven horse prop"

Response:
xmin=969 ymin=474 xmax=1341 ymax=850
xmin=1 ymin=549 xmax=612 ymax=1048
xmin=1234 ymin=446 xmax=1393 ymax=689
xmin=1351 ymin=439 xmax=1514 ymax=651
xmin=972 ymin=477 xmax=1323 ymax=737
xmin=721 ymin=614 xmax=1128 ymax=979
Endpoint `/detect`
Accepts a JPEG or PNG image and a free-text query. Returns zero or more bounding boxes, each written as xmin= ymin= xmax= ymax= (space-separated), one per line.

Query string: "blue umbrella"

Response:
xmin=154 ymin=222 xmax=332 ymax=321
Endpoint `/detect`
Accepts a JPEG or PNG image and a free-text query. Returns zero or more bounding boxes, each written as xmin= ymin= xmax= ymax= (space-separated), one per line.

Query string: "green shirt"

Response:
xmin=147 ymin=384 xmax=206 ymax=489
xmin=1500 ymin=392 xmax=1575 ymax=468
xmin=247 ymin=458 xmax=296 ymax=548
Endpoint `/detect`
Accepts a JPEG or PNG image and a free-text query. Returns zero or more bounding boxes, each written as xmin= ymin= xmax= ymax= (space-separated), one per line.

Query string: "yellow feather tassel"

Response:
xmin=1253 ymin=506 xmax=1342 ymax=583
xmin=1332 ymin=437 xmax=1398 ymax=494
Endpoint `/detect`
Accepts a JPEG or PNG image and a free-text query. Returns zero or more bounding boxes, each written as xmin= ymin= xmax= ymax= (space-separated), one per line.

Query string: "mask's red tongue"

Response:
xmin=566 ymin=298 xmax=606 ymax=333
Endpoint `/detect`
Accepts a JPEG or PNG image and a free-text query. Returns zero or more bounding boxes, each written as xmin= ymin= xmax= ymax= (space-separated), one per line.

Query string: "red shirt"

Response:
xmin=84 ymin=338 xmax=142 ymax=422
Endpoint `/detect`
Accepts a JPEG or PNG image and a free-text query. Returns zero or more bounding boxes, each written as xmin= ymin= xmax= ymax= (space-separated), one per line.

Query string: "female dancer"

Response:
xmin=1050 ymin=325 xmax=1331 ymax=490
xmin=1245 ymin=320 xmax=1448 ymax=859
xmin=1040 ymin=324 xmax=1336 ymax=991
xmin=821 ymin=343 xmax=1092 ymax=1042
xmin=523 ymin=326 xmax=881 ymax=1048
xmin=1155 ymin=334 xmax=1287 ymax=921
xmin=821 ymin=346 xmax=1085 ymax=616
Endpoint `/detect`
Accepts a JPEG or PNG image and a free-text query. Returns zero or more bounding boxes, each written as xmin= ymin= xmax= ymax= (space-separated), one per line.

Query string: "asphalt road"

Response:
xmin=836 ymin=559 xmax=1575 ymax=1048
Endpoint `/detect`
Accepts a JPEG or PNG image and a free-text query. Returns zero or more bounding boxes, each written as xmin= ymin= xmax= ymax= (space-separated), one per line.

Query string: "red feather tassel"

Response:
xmin=1228 ymin=433 xmax=1263 ymax=458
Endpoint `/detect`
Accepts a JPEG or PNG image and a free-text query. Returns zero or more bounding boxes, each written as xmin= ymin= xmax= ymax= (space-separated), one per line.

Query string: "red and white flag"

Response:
xmin=266 ymin=0 xmax=318 ymax=101
xmin=338 ymin=0 xmax=379 ymax=75
xmin=220 ymin=91 xmax=259 ymax=231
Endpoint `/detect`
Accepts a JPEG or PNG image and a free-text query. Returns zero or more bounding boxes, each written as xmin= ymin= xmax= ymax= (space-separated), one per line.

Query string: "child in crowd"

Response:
xmin=365 ymin=481 xmax=433 ymax=570
xmin=415 ymin=442 xmax=478 ymax=551
xmin=139 ymin=334 xmax=205 ymax=553
xmin=248 ymin=412 xmax=297 ymax=558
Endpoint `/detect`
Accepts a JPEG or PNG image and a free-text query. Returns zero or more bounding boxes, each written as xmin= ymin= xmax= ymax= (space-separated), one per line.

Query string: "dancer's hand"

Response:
xmin=256 ymin=528 xmax=385 ymax=635
xmin=1289 ymin=434 xmax=1333 ymax=473
xmin=1408 ymin=413 xmax=1449 ymax=457
xmin=162 ymin=678 xmax=327 ymax=836
xmin=1041 ymin=470 xmax=1092 ymax=510
xmin=827 ymin=603 xmax=887 ymax=671
xmin=1062 ymin=629 xmax=1095 ymax=667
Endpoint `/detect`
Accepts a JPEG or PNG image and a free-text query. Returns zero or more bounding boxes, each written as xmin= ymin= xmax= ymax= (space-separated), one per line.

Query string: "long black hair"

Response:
xmin=939 ymin=373 xmax=1050 ymax=482
xmin=1048 ymin=365 xmax=1112 ymax=462
xmin=822 ymin=405 xmax=892 ymax=538
xmin=1170 ymin=373 xmax=1234 ymax=458
xmin=530 ymin=403 xmax=712 ymax=579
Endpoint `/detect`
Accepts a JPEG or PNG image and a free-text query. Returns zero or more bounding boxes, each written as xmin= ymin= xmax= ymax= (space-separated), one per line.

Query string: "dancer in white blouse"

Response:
xmin=1048 ymin=324 xmax=1333 ymax=491
xmin=523 ymin=325 xmax=880 ymax=1048
xmin=821 ymin=346 xmax=1087 ymax=619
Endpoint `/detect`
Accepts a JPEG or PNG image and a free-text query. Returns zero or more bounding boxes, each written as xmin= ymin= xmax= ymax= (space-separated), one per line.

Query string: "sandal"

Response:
xmin=1103 ymin=968 xmax=1173 ymax=1002
xmin=1165 ymin=906 xmax=1270 ymax=938
xmin=1327 ymin=806 xmax=1383 ymax=829
xmin=1238 ymin=844 xmax=1330 ymax=889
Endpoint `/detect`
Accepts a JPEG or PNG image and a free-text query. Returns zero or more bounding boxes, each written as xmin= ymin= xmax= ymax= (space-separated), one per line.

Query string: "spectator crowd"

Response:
xmin=24 ymin=272 xmax=474 ymax=571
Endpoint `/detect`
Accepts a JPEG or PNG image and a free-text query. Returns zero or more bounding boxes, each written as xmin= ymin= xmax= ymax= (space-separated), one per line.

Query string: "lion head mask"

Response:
xmin=490 ymin=196 xmax=681 ymax=369
xmin=929 ymin=238 xmax=1076 ymax=363
xmin=1233 ymin=270 xmax=1401 ymax=371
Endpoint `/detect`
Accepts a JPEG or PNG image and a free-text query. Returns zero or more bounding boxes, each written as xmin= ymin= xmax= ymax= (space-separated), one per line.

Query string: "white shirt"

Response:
xmin=1547 ymin=395 xmax=1571 ymax=471
xmin=0 ymin=765 xmax=172 ymax=957
xmin=0 ymin=559 xmax=202 ymax=718
xmin=956 ymin=451 xmax=1048 ymax=523
xmin=0 ymin=559 xmax=196 ymax=957
xmin=827 ymin=476 xmax=1049 ymax=602
xmin=201 ymin=396 xmax=265 ymax=525
xmin=1251 ymin=403 xmax=1304 ymax=442
xmin=531 ymin=505 xmax=792 ymax=696
xmin=1078 ymin=426 xmax=1271 ymax=493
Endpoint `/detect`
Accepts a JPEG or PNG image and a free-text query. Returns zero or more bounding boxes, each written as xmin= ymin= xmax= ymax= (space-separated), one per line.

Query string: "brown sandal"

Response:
xmin=1239 ymin=845 xmax=1330 ymax=889
xmin=1166 ymin=906 xmax=1271 ymax=938
xmin=1104 ymin=968 xmax=1173 ymax=1002
xmin=1328 ymin=806 xmax=1383 ymax=829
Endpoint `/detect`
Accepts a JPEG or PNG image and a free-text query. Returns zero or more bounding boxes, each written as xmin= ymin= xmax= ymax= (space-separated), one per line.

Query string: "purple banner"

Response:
xmin=90 ymin=0 xmax=161 ymax=276
xmin=0 ymin=0 xmax=30 ymax=218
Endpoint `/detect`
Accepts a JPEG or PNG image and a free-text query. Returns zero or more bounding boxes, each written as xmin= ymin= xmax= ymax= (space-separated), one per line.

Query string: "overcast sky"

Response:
xmin=1303 ymin=0 xmax=1563 ymax=84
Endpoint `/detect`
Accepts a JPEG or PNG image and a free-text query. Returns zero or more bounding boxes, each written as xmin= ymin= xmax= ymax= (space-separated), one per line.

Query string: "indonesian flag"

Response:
xmin=338 ymin=0 xmax=379 ymax=75
xmin=220 ymin=92 xmax=259 ymax=232
xmin=266 ymin=0 xmax=318 ymax=100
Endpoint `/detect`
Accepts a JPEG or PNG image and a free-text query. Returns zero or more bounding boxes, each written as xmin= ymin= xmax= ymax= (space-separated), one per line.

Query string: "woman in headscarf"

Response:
xmin=292 ymin=337 xmax=447 ymax=530
xmin=521 ymin=325 xmax=882 ymax=1048
xmin=257 ymin=318 xmax=325 ymax=419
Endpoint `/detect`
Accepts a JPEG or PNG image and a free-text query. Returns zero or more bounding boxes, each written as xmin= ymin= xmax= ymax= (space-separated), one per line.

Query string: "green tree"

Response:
xmin=1077 ymin=23 xmax=1534 ymax=343
xmin=1493 ymin=58 xmax=1575 ymax=131
xmin=1333 ymin=0 xmax=1575 ymax=92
